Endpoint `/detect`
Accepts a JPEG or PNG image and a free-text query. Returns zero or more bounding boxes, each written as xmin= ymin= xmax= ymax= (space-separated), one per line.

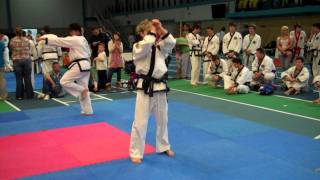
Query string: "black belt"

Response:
xmin=138 ymin=74 xmax=169 ymax=97
xmin=203 ymin=60 xmax=211 ymax=62
xmin=42 ymin=51 xmax=58 ymax=54
xmin=68 ymin=58 xmax=90 ymax=72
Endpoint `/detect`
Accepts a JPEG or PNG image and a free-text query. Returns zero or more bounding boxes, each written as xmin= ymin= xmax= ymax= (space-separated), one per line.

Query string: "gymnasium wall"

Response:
xmin=0 ymin=0 xmax=8 ymax=30
xmin=1 ymin=0 xmax=84 ymax=30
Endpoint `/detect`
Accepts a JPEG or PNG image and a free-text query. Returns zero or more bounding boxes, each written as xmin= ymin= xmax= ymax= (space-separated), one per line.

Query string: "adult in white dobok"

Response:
xmin=37 ymin=25 xmax=62 ymax=100
xmin=251 ymin=48 xmax=276 ymax=90
xmin=202 ymin=26 xmax=219 ymax=83
xmin=39 ymin=23 xmax=93 ymax=115
xmin=130 ymin=19 xmax=175 ymax=164
xmin=281 ymin=57 xmax=310 ymax=95
xmin=205 ymin=54 xmax=228 ymax=87
xmin=223 ymin=22 xmax=242 ymax=71
xmin=307 ymin=23 xmax=320 ymax=77
xmin=290 ymin=24 xmax=306 ymax=58
xmin=224 ymin=58 xmax=252 ymax=94
xmin=242 ymin=24 xmax=261 ymax=70
xmin=186 ymin=25 xmax=202 ymax=86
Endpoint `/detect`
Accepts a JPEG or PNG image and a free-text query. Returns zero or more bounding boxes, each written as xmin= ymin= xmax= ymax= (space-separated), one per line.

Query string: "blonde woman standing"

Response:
xmin=276 ymin=26 xmax=293 ymax=70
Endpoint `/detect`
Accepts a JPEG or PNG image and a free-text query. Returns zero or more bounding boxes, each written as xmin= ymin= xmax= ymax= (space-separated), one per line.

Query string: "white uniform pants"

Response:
xmin=243 ymin=54 xmax=255 ymax=70
xmin=190 ymin=54 xmax=201 ymax=85
xmin=202 ymin=60 xmax=210 ymax=83
xmin=60 ymin=62 xmax=93 ymax=114
xmin=312 ymin=55 xmax=320 ymax=77
xmin=129 ymin=91 xmax=170 ymax=159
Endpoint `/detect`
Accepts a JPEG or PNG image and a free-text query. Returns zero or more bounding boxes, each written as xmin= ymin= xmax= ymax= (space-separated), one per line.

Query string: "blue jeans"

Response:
xmin=13 ymin=59 xmax=34 ymax=99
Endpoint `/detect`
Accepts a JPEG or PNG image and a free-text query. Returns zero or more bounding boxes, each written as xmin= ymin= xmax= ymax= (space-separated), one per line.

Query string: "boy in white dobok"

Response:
xmin=223 ymin=22 xmax=242 ymax=71
xmin=251 ymin=48 xmax=276 ymax=90
xmin=242 ymin=24 xmax=261 ymax=70
xmin=39 ymin=23 xmax=93 ymax=115
xmin=186 ymin=25 xmax=202 ymax=86
xmin=281 ymin=57 xmax=310 ymax=95
xmin=129 ymin=19 xmax=175 ymax=164
xmin=224 ymin=58 xmax=252 ymax=94
xmin=202 ymin=26 xmax=219 ymax=83
xmin=205 ymin=54 xmax=228 ymax=87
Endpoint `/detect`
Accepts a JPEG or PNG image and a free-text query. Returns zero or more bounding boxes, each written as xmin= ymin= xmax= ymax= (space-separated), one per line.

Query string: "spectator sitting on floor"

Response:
xmin=281 ymin=57 xmax=310 ymax=96
xmin=40 ymin=62 xmax=65 ymax=100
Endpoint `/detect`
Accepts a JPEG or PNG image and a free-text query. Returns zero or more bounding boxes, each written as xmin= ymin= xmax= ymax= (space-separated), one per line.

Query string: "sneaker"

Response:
xmin=44 ymin=95 xmax=50 ymax=100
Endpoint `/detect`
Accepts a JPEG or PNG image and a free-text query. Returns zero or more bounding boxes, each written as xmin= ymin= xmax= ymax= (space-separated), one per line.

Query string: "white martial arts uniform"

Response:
xmin=242 ymin=33 xmax=261 ymax=69
xmin=38 ymin=34 xmax=62 ymax=74
xmin=307 ymin=32 xmax=320 ymax=77
xmin=46 ymin=35 xmax=93 ymax=114
xmin=29 ymin=40 xmax=38 ymax=89
xmin=222 ymin=32 xmax=242 ymax=69
xmin=281 ymin=66 xmax=309 ymax=91
xmin=186 ymin=32 xmax=202 ymax=85
xmin=224 ymin=66 xmax=252 ymax=94
xmin=205 ymin=59 xmax=228 ymax=86
xmin=251 ymin=55 xmax=276 ymax=86
xmin=290 ymin=30 xmax=306 ymax=57
xmin=202 ymin=35 xmax=220 ymax=82
xmin=130 ymin=33 xmax=176 ymax=159
xmin=313 ymin=75 xmax=320 ymax=94
xmin=0 ymin=35 xmax=10 ymax=68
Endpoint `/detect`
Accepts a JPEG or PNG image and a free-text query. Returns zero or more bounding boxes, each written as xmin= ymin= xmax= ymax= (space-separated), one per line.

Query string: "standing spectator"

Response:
xmin=276 ymin=26 xmax=293 ymax=70
xmin=290 ymin=24 xmax=306 ymax=58
xmin=175 ymin=32 xmax=190 ymax=79
xmin=93 ymin=43 xmax=108 ymax=90
xmin=0 ymin=41 xmax=8 ymax=100
xmin=10 ymin=27 xmax=34 ymax=99
xmin=106 ymin=32 xmax=123 ymax=91
xmin=0 ymin=32 xmax=11 ymax=71
xmin=88 ymin=26 xmax=110 ymax=58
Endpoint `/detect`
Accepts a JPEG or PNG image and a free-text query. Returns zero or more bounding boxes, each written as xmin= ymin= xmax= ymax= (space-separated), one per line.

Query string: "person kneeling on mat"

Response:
xmin=205 ymin=54 xmax=228 ymax=87
xmin=224 ymin=58 xmax=252 ymax=94
xmin=41 ymin=62 xmax=65 ymax=100
xmin=129 ymin=19 xmax=175 ymax=164
xmin=281 ymin=57 xmax=310 ymax=95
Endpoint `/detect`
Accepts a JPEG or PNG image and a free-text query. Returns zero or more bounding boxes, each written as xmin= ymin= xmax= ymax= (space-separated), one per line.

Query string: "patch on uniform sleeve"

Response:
xmin=253 ymin=41 xmax=256 ymax=44
xmin=234 ymin=37 xmax=237 ymax=40
xmin=316 ymin=37 xmax=319 ymax=40
xmin=261 ymin=65 xmax=265 ymax=68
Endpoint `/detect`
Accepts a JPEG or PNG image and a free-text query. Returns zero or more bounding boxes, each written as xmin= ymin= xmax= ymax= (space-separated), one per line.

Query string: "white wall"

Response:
xmin=9 ymin=0 xmax=83 ymax=29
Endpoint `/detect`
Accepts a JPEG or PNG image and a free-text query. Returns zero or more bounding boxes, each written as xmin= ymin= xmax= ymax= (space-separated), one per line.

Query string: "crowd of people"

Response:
xmin=175 ymin=22 xmax=320 ymax=103
xmin=0 ymin=21 xmax=320 ymax=104
xmin=0 ymin=25 xmax=124 ymax=102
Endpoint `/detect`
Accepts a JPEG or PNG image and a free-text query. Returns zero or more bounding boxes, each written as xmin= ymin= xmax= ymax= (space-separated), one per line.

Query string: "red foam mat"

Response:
xmin=0 ymin=122 xmax=155 ymax=179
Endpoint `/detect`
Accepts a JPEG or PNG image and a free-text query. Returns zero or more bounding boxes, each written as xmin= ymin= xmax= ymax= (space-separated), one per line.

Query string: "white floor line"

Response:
xmin=171 ymin=88 xmax=320 ymax=122
xmin=179 ymin=79 xmax=312 ymax=103
xmin=64 ymin=97 xmax=104 ymax=104
xmin=91 ymin=93 xmax=113 ymax=101
xmin=4 ymin=100 xmax=21 ymax=111
xmin=34 ymin=91 xmax=69 ymax=106
xmin=314 ymin=134 xmax=320 ymax=140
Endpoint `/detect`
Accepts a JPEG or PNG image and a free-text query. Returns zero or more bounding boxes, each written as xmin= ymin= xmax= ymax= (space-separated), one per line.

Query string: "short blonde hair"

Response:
xmin=136 ymin=19 xmax=152 ymax=34
xmin=281 ymin=26 xmax=289 ymax=31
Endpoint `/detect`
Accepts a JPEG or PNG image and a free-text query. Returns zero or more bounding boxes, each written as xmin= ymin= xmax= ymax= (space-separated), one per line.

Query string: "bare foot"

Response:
xmin=313 ymin=98 xmax=320 ymax=104
xmin=165 ymin=149 xmax=175 ymax=157
xmin=130 ymin=157 xmax=142 ymax=164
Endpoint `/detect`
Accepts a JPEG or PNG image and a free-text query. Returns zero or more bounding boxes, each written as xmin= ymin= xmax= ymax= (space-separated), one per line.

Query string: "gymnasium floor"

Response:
xmin=1 ymin=69 xmax=320 ymax=179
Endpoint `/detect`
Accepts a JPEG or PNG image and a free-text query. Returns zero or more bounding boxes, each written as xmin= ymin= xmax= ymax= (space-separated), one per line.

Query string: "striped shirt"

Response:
xmin=10 ymin=36 xmax=31 ymax=60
